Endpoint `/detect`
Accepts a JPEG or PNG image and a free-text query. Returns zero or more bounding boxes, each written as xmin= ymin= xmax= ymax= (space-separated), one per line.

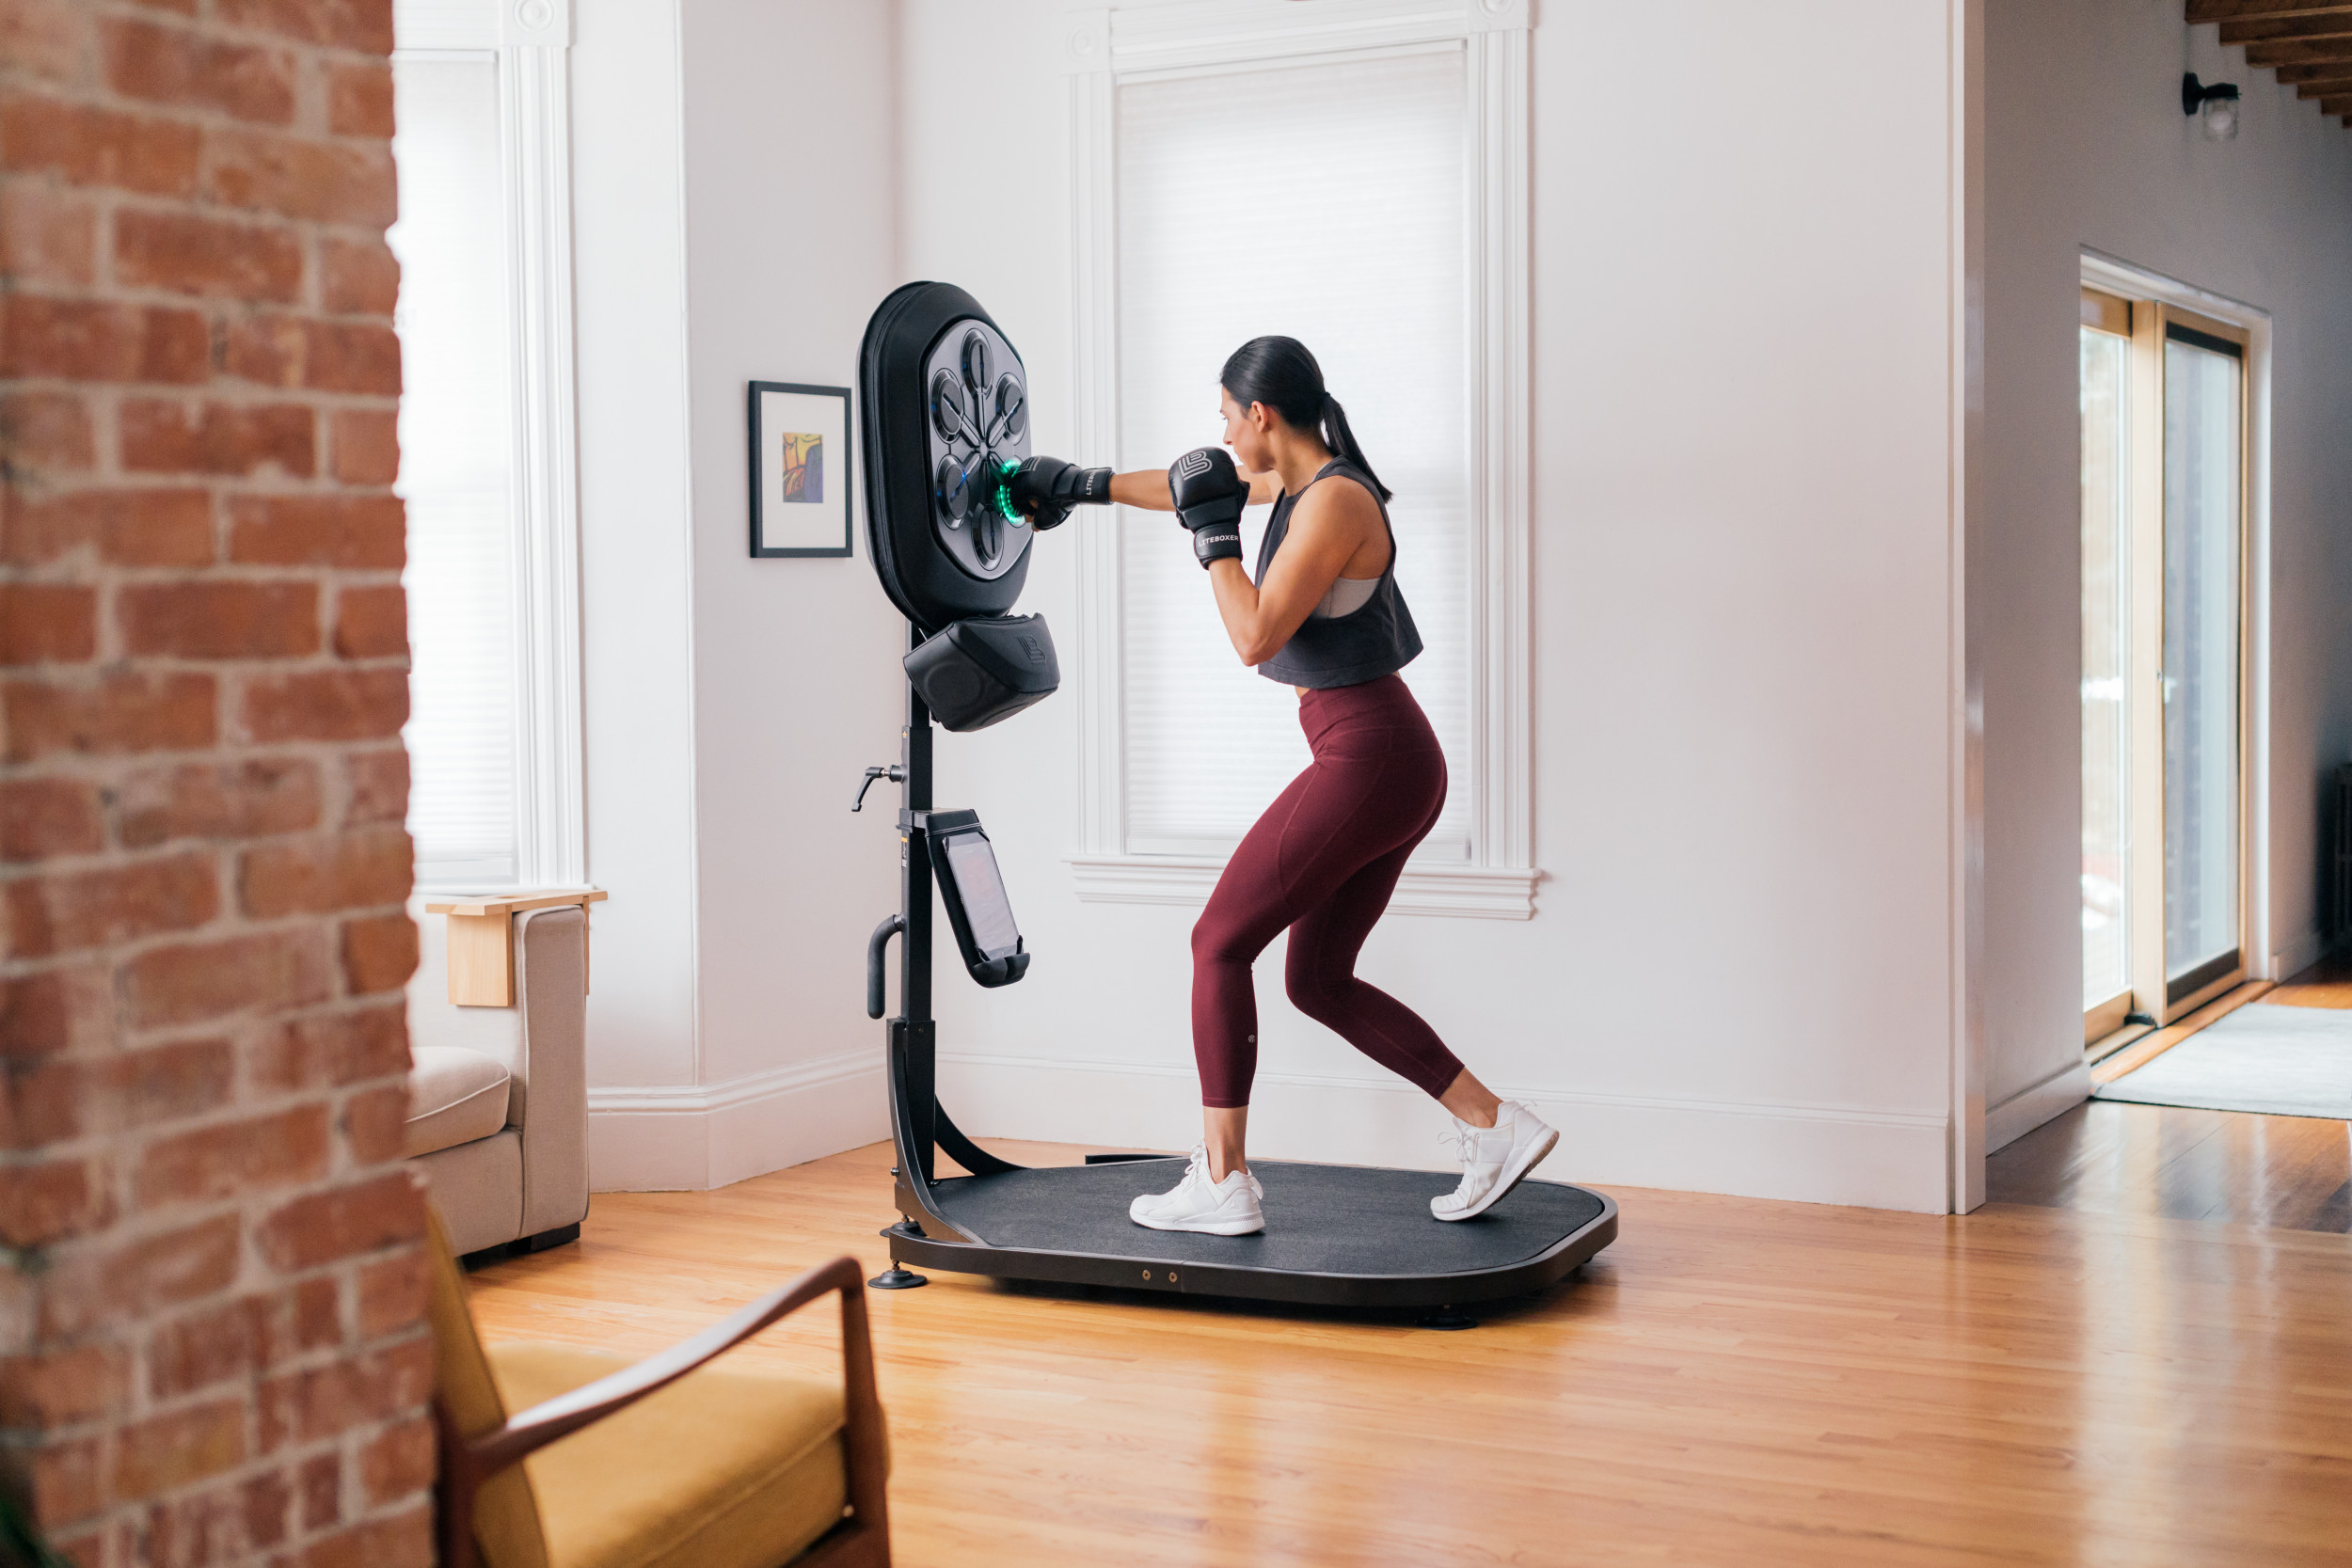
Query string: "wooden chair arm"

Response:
xmin=469 ymin=1255 xmax=864 ymax=1473
xmin=439 ymin=1255 xmax=890 ymax=1567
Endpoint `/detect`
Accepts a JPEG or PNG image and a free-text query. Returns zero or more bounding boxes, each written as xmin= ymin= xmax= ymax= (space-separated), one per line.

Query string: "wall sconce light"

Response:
xmin=2183 ymin=72 xmax=2241 ymax=141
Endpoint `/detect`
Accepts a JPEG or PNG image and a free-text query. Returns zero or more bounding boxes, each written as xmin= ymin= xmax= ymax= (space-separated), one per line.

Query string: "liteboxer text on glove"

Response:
xmin=1169 ymin=447 xmax=1248 ymax=569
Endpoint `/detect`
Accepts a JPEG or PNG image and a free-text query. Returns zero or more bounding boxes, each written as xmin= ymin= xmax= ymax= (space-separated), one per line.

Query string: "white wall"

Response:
xmin=898 ymin=0 xmax=1968 ymax=1212
xmin=561 ymin=0 xmax=2352 ymax=1205
xmin=1977 ymin=0 xmax=2352 ymax=1150
xmin=572 ymin=0 xmax=910 ymax=1189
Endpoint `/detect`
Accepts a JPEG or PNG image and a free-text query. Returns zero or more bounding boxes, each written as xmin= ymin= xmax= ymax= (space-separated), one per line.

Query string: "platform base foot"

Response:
xmin=1418 ymin=1306 xmax=1478 ymax=1330
xmin=869 ymin=1266 xmax=928 ymax=1290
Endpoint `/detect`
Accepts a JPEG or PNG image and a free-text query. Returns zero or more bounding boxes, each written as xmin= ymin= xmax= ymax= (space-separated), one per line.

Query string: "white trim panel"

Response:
xmin=586 ymin=1051 xmax=886 ymax=1192
xmin=2270 ymin=927 xmax=2328 ymax=985
xmin=501 ymin=38 xmax=586 ymax=887
xmin=1985 ymin=1058 xmax=2090 ymax=1155
xmin=1084 ymin=0 xmax=1529 ymax=76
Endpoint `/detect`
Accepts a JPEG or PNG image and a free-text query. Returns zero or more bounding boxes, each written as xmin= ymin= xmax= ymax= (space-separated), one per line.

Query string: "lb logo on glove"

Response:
xmin=1168 ymin=447 xmax=1248 ymax=569
xmin=1172 ymin=449 xmax=1218 ymax=483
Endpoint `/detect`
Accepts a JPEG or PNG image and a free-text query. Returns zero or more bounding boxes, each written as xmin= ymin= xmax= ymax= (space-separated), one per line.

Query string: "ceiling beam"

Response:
xmin=2274 ymin=58 xmax=2352 ymax=78
xmin=2321 ymin=94 xmax=2352 ymax=112
xmin=2242 ymin=36 xmax=2352 ymax=63
xmin=2295 ymin=75 xmax=2352 ymax=93
xmin=2222 ymin=13 xmax=2352 ymax=40
xmin=2188 ymin=0 xmax=2352 ymax=20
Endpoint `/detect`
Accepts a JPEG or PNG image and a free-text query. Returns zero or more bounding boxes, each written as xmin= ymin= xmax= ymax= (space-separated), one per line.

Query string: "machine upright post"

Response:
xmin=898 ymin=653 xmax=937 ymax=1186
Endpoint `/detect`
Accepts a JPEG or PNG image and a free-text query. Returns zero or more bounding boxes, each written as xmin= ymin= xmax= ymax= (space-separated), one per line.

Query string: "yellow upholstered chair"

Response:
xmin=423 ymin=1213 xmax=891 ymax=1568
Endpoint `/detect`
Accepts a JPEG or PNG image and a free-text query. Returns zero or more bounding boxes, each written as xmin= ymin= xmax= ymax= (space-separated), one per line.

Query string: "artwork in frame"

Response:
xmin=748 ymin=381 xmax=852 ymax=557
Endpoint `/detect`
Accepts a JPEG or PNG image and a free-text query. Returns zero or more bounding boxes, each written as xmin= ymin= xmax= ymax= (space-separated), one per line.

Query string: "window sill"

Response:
xmin=1065 ymin=856 xmax=1539 ymax=920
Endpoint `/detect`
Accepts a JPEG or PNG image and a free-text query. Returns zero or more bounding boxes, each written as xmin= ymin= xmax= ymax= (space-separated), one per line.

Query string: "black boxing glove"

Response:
xmin=1006 ymin=455 xmax=1112 ymax=531
xmin=1168 ymin=447 xmax=1247 ymax=568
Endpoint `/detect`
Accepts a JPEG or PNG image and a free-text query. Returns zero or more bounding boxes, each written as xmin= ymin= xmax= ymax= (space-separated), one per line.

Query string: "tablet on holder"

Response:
xmin=926 ymin=811 xmax=1028 ymax=988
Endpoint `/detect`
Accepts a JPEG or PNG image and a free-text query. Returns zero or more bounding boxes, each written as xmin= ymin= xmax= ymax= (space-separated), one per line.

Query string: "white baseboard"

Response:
xmin=936 ymin=1053 xmax=1951 ymax=1212
xmin=587 ymin=1050 xmax=887 ymax=1192
xmin=2268 ymin=927 xmax=2332 ymax=983
xmin=1985 ymin=1059 xmax=2091 ymax=1154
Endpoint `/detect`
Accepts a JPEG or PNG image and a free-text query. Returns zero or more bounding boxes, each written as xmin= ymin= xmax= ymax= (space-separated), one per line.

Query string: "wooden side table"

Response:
xmin=422 ymin=890 xmax=609 ymax=1007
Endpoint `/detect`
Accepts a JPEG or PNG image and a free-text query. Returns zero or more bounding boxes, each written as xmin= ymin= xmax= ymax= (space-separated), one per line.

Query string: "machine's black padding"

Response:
xmin=903 ymin=613 xmax=1058 ymax=733
xmin=858 ymin=281 xmax=1035 ymax=631
xmin=931 ymin=1161 xmax=1606 ymax=1276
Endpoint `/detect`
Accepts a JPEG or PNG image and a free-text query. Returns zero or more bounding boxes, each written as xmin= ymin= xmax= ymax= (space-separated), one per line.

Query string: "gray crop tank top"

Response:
xmin=1252 ymin=460 xmax=1423 ymax=690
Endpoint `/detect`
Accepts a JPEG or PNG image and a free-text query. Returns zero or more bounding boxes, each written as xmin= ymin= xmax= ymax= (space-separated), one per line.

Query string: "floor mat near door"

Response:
xmin=2095 ymin=1002 xmax=2352 ymax=1119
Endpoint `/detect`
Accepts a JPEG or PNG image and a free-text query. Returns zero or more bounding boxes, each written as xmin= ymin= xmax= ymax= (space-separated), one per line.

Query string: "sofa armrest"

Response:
xmin=512 ymin=904 xmax=589 ymax=1239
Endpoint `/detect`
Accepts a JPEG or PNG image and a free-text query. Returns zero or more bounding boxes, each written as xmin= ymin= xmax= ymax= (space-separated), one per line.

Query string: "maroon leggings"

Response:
xmin=1190 ymin=673 xmax=1466 ymax=1108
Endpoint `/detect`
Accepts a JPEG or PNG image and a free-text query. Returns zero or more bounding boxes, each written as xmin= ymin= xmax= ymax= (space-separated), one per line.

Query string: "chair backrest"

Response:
xmin=424 ymin=1210 xmax=554 ymax=1568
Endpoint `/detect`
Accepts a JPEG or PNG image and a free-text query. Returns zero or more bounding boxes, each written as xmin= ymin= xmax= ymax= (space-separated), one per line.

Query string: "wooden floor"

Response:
xmin=2267 ymin=948 xmax=2352 ymax=1007
xmin=468 ymin=1138 xmax=2352 ymax=1567
xmin=1991 ymin=956 xmax=2352 ymax=1234
xmin=1987 ymin=1099 xmax=2350 ymax=1231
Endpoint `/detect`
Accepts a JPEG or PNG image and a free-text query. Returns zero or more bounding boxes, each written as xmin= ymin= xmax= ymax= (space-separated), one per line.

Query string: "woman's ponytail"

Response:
xmin=1219 ymin=336 xmax=1392 ymax=502
xmin=1316 ymin=394 xmax=1391 ymax=503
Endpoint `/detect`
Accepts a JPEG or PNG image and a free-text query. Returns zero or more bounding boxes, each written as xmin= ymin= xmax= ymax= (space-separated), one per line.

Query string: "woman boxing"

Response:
xmin=1097 ymin=337 xmax=1556 ymax=1236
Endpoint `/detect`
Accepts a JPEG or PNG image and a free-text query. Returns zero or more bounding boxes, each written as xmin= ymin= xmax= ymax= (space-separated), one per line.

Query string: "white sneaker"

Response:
xmin=1128 ymin=1146 xmax=1265 ymax=1235
xmin=1431 ymin=1101 xmax=1558 ymax=1221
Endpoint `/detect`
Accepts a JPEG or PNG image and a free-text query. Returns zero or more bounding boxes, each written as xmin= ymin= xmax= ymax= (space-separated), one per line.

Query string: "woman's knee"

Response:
xmin=1192 ymin=909 xmax=1255 ymax=967
xmin=1284 ymin=962 xmax=1352 ymax=1022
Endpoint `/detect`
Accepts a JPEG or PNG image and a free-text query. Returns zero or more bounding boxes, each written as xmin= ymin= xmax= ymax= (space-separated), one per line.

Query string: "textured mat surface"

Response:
xmin=2095 ymin=1003 xmax=2352 ymax=1119
xmin=931 ymin=1159 xmax=1606 ymax=1275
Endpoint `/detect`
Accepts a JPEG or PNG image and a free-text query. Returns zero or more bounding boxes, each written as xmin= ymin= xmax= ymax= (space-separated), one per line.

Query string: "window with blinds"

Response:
xmin=389 ymin=55 xmax=520 ymax=886
xmin=1114 ymin=45 xmax=1471 ymax=862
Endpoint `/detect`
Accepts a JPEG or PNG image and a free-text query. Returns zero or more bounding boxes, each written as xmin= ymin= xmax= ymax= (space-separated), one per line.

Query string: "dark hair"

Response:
xmin=1218 ymin=336 xmax=1391 ymax=502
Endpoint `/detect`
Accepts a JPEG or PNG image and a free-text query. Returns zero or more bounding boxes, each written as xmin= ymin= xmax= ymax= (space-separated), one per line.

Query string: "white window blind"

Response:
xmin=1115 ymin=46 xmax=1471 ymax=863
xmin=389 ymin=55 xmax=520 ymax=886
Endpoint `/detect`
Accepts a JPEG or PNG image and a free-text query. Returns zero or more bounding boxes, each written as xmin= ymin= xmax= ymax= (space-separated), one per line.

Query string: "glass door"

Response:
xmin=2159 ymin=322 xmax=2245 ymax=1006
xmin=2079 ymin=290 xmax=2249 ymax=1050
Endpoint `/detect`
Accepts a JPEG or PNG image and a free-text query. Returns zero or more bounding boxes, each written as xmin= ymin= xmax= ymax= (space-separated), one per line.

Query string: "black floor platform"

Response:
xmin=885 ymin=1157 xmax=1616 ymax=1309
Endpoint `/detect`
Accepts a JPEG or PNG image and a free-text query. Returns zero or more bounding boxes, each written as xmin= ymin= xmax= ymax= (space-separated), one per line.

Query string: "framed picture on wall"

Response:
xmin=748 ymin=381 xmax=852 ymax=558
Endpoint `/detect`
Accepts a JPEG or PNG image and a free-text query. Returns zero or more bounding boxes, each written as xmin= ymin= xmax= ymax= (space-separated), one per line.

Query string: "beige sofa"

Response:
xmin=407 ymin=903 xmax=591 ymax=1260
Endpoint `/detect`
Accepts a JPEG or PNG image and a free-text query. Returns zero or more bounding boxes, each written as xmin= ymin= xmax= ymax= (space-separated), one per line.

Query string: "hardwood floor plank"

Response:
xmin=2264 ymin=949 xmax=2352 ymax=1008
xmin=1990 ymin=1099 xmax=2351 ymax=1232
xmin=460 ymin=1143 xmax=2352 ymax=1567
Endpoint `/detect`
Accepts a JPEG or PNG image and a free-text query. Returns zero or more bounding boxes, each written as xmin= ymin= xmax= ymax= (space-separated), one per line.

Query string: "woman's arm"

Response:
xmin=1207 ymin=479 xmax=1380 ymax=667
xmin=1109 ymin=467 xmax=1279 ymax=511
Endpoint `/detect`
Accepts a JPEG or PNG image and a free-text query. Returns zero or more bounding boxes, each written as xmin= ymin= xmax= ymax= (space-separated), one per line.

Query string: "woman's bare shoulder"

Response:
xmin=1298 ymin=467 xmax=1380 ymax=512
xmin=1292 ymin=469 xmax=1383 ymax=533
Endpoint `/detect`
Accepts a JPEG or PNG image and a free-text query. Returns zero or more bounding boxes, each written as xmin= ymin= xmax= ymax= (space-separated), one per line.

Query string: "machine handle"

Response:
xmin=851 ymin=765 xmax=905 ymax=813
xmin=866 ymin=914 xmax=906 ymax=1018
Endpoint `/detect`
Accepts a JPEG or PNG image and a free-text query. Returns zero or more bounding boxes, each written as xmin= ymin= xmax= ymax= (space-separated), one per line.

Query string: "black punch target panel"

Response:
xmin=858 ymin=281 xmax=1036 ymax=632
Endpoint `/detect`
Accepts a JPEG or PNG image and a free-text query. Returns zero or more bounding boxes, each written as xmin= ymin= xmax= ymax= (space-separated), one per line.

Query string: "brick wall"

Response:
xmin=0 ymin=1 xmax=428 ymax=1563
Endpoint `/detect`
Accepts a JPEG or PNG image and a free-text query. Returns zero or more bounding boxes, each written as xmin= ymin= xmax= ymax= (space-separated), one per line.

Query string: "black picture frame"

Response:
xmin=747 ymin=380 xmax=853 ymax=558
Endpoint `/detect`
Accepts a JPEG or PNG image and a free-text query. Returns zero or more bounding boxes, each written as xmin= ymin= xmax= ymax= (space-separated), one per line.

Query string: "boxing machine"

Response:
xmin=852 ymin=281 xmax=1615 ymax=1313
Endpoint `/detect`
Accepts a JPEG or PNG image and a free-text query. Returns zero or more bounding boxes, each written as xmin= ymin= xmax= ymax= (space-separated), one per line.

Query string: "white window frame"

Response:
xmin=394 ymin=0 xmax=584 ymax=889
xmin=1060 ymin=0 xmax=1536 ymax=919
